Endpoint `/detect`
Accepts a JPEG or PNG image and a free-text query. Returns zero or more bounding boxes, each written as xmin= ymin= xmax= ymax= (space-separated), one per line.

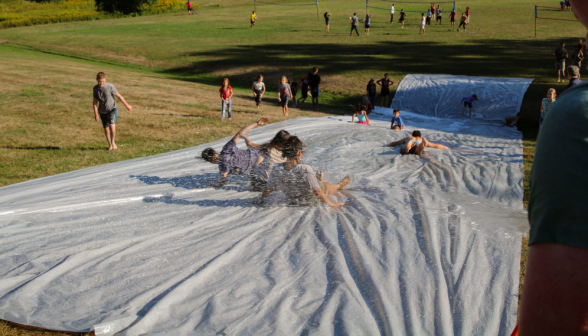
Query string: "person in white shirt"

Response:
xmin=390 ymin=4 xmax=395 ymax=23
xmin=420 ymin=12 xmax=426 ymax=34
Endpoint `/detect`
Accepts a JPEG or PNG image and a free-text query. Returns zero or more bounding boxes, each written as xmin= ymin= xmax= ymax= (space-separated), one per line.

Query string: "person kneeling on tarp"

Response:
xmin=252 ymin=136 xmax=352 ymax=208
xmin=387 ymin=130 xmax=450 ymax=155
xmin=199 ymin=118 xmax=269 ymax=188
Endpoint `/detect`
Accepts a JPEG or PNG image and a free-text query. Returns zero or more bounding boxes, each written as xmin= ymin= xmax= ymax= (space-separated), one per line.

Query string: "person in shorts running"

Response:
xmin=186 ymin=0 xmax=194 ymax=14
xmin=309 ymin=67 xmax=321 ymax=110
xmin=376 ymin=73 xmax=394 ymax=108
xmin=297 ymin=74 xmax=311 ymax=107
xmin=250 ymin=11 xmax=257 ymax=28
xmin=324 ymin=12 xmax=330 ymax=32
xmin=92 ymin=72 xmax=133 ymax=151
xmin=399 ymin=9 xmax=407 ymax=28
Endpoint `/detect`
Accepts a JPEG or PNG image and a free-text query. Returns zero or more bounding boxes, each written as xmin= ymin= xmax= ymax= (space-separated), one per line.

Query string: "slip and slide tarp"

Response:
xmin=0 ymin=75 xmax=530 ymax=335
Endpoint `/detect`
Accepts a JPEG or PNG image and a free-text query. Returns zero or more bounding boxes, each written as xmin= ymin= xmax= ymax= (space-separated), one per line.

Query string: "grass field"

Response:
xmin=0 ymin=0 xmax=580 ymax=333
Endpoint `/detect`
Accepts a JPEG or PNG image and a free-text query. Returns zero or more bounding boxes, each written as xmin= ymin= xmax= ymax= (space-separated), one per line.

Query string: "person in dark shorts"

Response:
xmin=436 ymin=5 xmax=442 ymax=24
xmin=251 ymin=11 xmax=257 ymax=28
xmin=309 ymin=67 xmax=321 ymax=110
xmin=399 ymin=9 xmax=407 ymax=28
xmin=290 ymin=80 xmax=298 ymax=107
xmin=367 ymin=78 xmax=377 ymax=107
xmin=252 ymin=74 xmax=265 ymax=108
xmin=350 ymin=13 xmax=360 ymax=36
xmin=186 ymin=0 xmax=194 ymax=14
xmin=565 ymin=0 xmax=571 ymax=10
xmin=461 ymin=94 xmax=478 ymax=118
xmin=376 ymin=73 xmax=394 ymax=108
xmin=324 ymin=12 xmax=330 ymax=32
xmin=560 ymin=0 xmax=565 ymax=10
xmin=450 ymin=10 xmax=456 ymax=30
xmin=199 ymin=118 xmax=269 ymax=188
xmin=554 ymin=42 xmax=569 ymax=82
xmin=387 ymin=130 xmax=449 ymax=155
xmin=92 ymin=72 xmax=133 ymax=151
xmin=362 ymin=14 xmax=372 ymax=35
xmin=297 ymin=74 xmax=311 ymax=107
xmin=458 ymin=12 xmax=467 ymax=31
xmin=426 ymin=9 xmax=432 ymax=26
xmin=277 ymin=76 xmax=293 ymax=117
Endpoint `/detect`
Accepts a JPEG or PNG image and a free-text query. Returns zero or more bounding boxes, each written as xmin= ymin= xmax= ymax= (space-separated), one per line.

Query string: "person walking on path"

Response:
xmin=399 ymin=9 xmax=407 ymax=28
xmin=367 ymin=78 xmax=377 ymax=107
xmin=350 ymin=13 xmax=360 ymax=36
xmin=219 ymin=78 xmax=233 ymax=120
xmin=450 ymin=10 xmax=456 ymax=30
xmin=458 ymin=12 xmax=467 ymax=31
xmin=390 ymin=4 xmax=395 ymax=23
xmin=250 ymin=11 xmax=257 ymax=28
xmin=324 ymin=12 xmax=330 ymax=32
xmin=420 ymin=13 xmax=427 ymax=34
xmin=436 ymin=5 xmax=443 ymax=24
xmin=92 ymin=72 xmax=133 ymax=151
xmin=377 ymin=73 xmax=394 ymax=108
xmin=565 ymin=65 xmax=582 ymax=90
xmin=297 ymin=74 xmax=311 ymax=107
xmin=186 ymin=0 xmax=194 ymax=14
xmin=252 ymin=75 xmax=265 ymax=109
xmin=309 ymin=67 xmax=321 ymax=110
xmin=362 ymin=14 xmax=372 ymax=35
xmin=539 ymin=88 xmax=556 ymax=129
xmin=277 ymin=76 xmax=293 ymax=117
xmin=554 ymin=42 xmax=569 ymax=82
xmin=461 ymin=94 xmax=478 ymax=118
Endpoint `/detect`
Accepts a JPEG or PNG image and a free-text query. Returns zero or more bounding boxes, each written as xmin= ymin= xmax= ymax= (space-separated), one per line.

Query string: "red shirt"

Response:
xmin=187 ymin=1 xmax=193 ymax=8
xmin=450 ymin=11 xmax=456 ymax=19
xmin=466 ymin=9 xmax=470 ymax=15
xmin=301 ymin=77 xmax=310 ymax=90
xmin=219 ymin=86 xmax=232 ymax=99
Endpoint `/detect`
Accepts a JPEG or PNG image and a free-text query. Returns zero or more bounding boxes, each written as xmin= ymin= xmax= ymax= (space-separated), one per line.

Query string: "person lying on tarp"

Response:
xmin=386 ymin=130 xmax=450 ymax=155
xmin=252 ymin=136 xmax=352 ymax=208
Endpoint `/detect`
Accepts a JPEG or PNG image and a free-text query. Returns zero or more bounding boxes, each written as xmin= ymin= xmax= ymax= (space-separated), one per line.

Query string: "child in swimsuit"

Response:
xmin=352 ymin=104 xmax=370 ymax=125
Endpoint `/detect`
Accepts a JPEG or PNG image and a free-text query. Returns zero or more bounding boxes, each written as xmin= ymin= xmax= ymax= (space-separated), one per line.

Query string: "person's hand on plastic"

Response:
xmin=257 ymin=118 xmax=270 ymax=126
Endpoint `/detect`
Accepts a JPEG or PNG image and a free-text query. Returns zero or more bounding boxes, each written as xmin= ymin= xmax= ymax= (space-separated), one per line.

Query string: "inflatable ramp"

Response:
xmin=391 ymin=74 xmax=533 ymax=120
xmin=0 ymin=116 xmax=527 ymax=335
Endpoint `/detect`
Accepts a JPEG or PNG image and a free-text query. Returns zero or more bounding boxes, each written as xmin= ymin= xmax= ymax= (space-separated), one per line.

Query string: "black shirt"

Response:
xmin=367 ymin=83 xmax=377 ymax=97
xmin=310 ymin=74 xmax=321 ymax=88
xmin=554 ymin=47 xmax=568 ymax=62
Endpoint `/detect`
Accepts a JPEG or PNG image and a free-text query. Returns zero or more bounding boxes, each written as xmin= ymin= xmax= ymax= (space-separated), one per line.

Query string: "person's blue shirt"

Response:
xmin=427 ymin=11 xmax=432 ymax=17
xmin=391 ymin=116 xmax=404 ymax=128
xmin=566 ymin=77 xmax=582 ymax=91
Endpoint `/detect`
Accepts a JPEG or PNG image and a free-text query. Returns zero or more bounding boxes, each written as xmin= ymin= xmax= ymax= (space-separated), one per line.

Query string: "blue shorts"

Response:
xmin=99 ymin=109 xmax=117 ymax=128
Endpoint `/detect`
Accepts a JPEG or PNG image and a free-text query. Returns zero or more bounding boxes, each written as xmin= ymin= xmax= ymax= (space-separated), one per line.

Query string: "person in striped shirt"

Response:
xmin=243 ymin=130 xmax=291 ymax=191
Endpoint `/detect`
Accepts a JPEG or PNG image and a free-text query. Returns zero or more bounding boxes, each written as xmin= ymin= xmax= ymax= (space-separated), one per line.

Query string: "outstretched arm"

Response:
xmin=233 ymin=117 xmax=269 ymax=143
xmin=114 ymin=92 xmax=132 ymax=111
xmin=352 ymin=113 xmax=357 ymax=123
xmin=242 ymin=135 xmax=260 ymax=149
xmin=425 ymin=138 xmax=450 ymax=150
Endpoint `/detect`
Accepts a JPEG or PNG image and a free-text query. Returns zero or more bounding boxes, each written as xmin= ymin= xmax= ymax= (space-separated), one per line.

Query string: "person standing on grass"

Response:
xmin=390 ymin=109 xmax=405 ymax=130
xmin=362 ymin=14 xmax=372 ymax=35
xmin=560 ymin=0 xmax=565 ymax=10
xmin=186 ymin=0 xmax=194 ymax=14
xmin=420 ymin=13 xmax=427 ymax=34
xmin=458 ymin=12 xmax=467 ymax=31
xmin=350 ymin=13 xmax=360 ymax=36
xmin=572 ymin=45 xmax=583 ymax=69
xmin=565 ymin=0 xmax=571 ymax=11
xmin=539 ymin=88 xmax=556 ymax=129
xmin=199 ymin=118 xmax=268 ymax=188
xmin=554 ymin=42 xmax=568 ymax=83
xmin=309 ymin=67 xmax=321 ymax=110
xmin=367 ymin=78 xmax=377 ymax=107
xmin=430 ymin=3 xmax=435 ymax=17
xmin=465 ymin=7 xmax=470 ymax=24
xmin=250 ymin=11 xmax=257 ymax=28
xmin=436 ymin=5 xmax=443 ymax=24
xmin=461 ymin=94 xmax=478 ymax=118
xmin=277 ymin=76 xmax=293 ymax=117
xmin=93 ymin=72 xmax=132 ymax=151
xmin=297 ymin=74 xmax=310 ymax=107
xmin=219 ymin=78 xmax=233 ymax=121
xmin=377 ymin=73 xmax=394 ymax=108
xmin=426 ymin=9 xmax=432 ymax=26
xmin=324 ymin=12 xmax=330 ymax=32
xmin=565 ymin=65 xmax=582 ymax=90
xmin=450 ymin=10 xmax=456 ymax=30
xmin=252 ymin=75 xmax=265 ymax=109
xmin=290 ymin=80 xmax=299 ymax=107
xmin=399 ymin=9 xmax=407 ymax=28
xmin=390 ymin=4 xmax=395 ymax=23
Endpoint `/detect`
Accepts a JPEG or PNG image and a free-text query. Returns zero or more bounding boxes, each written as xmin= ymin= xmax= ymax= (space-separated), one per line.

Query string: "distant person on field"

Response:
xmin=458 ymin=12 xmax=467 ymax=30
xmin=252 ymin=136 xmax=351 ymax=208
xmin=350 ymin=13 xmax=360 ymax=36
xmin=465 ymin=7 xmax=470 ymax=24
xmin=362 ymin=96 xmax=374 ymax=113
xmin=390 ymin=4 xmax=395 ymax=23
xmin=199 ymin=118 xmax=268 ymax=188
xmin=367 ymin=78 xmax=377 ymax=107
xmin=219 ymin=78 xmax=233 ymax=120
xmin=399 ymin=9 xmax=407 ymax=28
xmin=252 ymin=75 xmax=265 ymax=108
xmin=324 ymin=12 xmax=330 ymax=32
xmin=309 ymin=67 xmax=321 ymax=110
xmin=92 ymin=72 xmax=132 ymax=151
xmin=186 ymin=0 xmax=194 ymax=14
xmin=572 ymin=45 xmax=584 ymax=69
xmin=352 ymin=104 xmax=370 ymax=125
xmin=450 ymin=10 xmax=456 ymax=30
xmin=430 ymin=3 xmax=435 ymax=17
xmin=250 ymin=11 xmax=257 ymax=28
xmin=519 ymin=2 xmax=588 ymax=334
xmin=426 ymin=9 xmax=432 ymax=26
xmin=297 ymin=73 xmax=311 ymax=106
xmin=390 ymin=109 xmax=405 ymax=130
xmin=565 ymin=0 xmax=571 ymax=10
xmin=539 ymin=88 xmax=556 ymax=129
xmin=560 ymin=0 xmax=565 ymax=10
xmin=436 ymin=5 xmax=443 ymax=24
xmin=362 ymin=14 xmax=372 ymax=35
xmin=554 ymin=42 xmax=569 ymax=83
xmin=290 ymin=80 xmax=299 ymax=107
xmin=278 ymin=76 xmax=293 ymax=117
xmin=420 ymin=13 xmax=427 ymax=34
xmin=387 ymin=130 xmax=449 ymax=155
xmin=461 ymin=94 xmax=478 ymax=118
xmin=565 ymin=65 xmax=582 ymax=90
xmin=500 ymin=113 xmax=520 ymax=127
xmin=377 ymin=73 xmax=394 ymax=108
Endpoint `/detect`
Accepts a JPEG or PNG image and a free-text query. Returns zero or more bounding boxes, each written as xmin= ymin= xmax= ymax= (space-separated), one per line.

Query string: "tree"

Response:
xmin=95 ymin=0 xmax=156 ymax=15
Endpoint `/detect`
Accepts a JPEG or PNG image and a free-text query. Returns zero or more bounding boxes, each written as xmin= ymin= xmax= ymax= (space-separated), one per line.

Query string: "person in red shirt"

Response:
xmin=219 ymin=78 xmax=233 ymax=120
xmin=296 ymin=73 xmax=311 ymax=106
xmin=186 ymin=0 xmax=194 ymax=14
xmin=466 ymin=7 xmax=470 ymax=24
xmin=450 ymin=10 xmax=456 ymax=30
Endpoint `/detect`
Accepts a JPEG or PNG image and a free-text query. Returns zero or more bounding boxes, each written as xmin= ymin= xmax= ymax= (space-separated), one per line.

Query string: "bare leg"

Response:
xmin=461 ymin=106 xmax=466 ymax=116
xmin=414 ymin=138 xmax=427 ymax=155
xmin=323 ymin=176 xmax=352 ymax=196
xmin=387 ymin=138 xmax=408 ymax=147
xmin=104 ymin=127 xmax=113 ymax=150
xmin=109 ymin=124 xmax=117 ymax=150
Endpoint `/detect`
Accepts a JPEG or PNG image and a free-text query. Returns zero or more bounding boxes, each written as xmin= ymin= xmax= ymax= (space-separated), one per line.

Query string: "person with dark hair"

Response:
xmin=297 ymin=73 xmax=311 ymax=107
xmin=461 ymin=94 xmax=478 ymax=118
xmin=500 ymin=113 xmax=520 ymax=127
xmin=219 ymin=78 xmax=233 ymax=120
xmin=361 ymin=14 xmax=372 ymax=35
xmin=367 ymin=78 xmax=377 ymax=106
xmin=566 ymin=65 xmax=582 ymax=90
xmin=352 ymin=104 xmax=370 ymax=125
xmin=450 ymin=10 xmax=456 ymax=30
xmin=350 ymin=13 xmax=360 ymax=36
xmin=324 ymin=12 xmax=330 ymax=32
xmin=309 ymin=67 xmax=321 ymax=110
xmin=436 ymin=5 xmax=443 ymax=24
xmin=253 ymin=136 xmax=351 ymax=208
xmin=554 ymin=42 xmax=569 ymax=83
xmin=399 ymin=9 xmax=407 ymax=28
xmin=252 ymin=74 xmax=265 ymax=109
xmin=376 ymin=73 xmax=394 ymax=108
xmin=390 ymin=109 xmax=405 ymax=130
xmin=243 ymin=130 xmax=291 ymax=191
xmin=386 ymin=130 xmax=450 ymax=155
xmin=199 ymin=118 xmax=268 ymax=188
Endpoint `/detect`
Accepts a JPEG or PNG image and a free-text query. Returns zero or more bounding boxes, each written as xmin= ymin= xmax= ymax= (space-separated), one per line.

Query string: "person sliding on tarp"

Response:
xmin=252 ymin=136 xmax=352 ymax=208
xmin=242 ymin=130 xmax=291 ymax=191
xmin=199 ymin=118 xmax=269 ymax=188
xmin=387 ymin=130 xmax=449 ymax=155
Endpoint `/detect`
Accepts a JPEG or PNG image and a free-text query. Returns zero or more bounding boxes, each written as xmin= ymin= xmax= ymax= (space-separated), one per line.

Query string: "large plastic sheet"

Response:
xmin=391 ymin=74 xmax=533 ymax=120
xmin=0 ymin=114 xmax=527 ymax=335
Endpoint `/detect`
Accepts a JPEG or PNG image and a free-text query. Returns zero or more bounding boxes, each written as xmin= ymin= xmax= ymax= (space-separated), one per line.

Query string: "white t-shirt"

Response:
xmin=253 ymin=81 xmax=265 ymax=91
xmin=391 ymin=6 xmax=395 ymax=14
xmin=421 ymin=16 xmax=427 ymax=25
xmin=267 ymin=163 xmax=321 ymax=204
